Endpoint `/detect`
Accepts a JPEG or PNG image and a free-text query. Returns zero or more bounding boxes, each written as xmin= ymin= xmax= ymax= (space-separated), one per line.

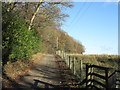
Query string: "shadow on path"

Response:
xmin=15 ymin=55 xmax=62 ymax=88
xmin=32 ymin=79 xmax=60 ymax=88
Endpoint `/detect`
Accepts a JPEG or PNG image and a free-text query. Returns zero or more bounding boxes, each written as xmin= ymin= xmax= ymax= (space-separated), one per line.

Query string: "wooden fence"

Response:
xmin=56 ymin=50 xmax=84 ymax=81
xmin=56 ymin=50 xmax=120 ymax=89
xmin=85 ymin=64 xmax=120 ymax=89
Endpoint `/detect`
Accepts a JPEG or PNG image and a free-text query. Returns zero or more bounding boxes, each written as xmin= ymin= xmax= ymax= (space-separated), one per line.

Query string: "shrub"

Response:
xmin=2 ymin=16 xmax=43 ymax=63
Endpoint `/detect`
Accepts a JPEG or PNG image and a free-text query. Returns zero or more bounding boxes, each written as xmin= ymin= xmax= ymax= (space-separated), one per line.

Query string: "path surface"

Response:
xmin=17 ymin=54 xmax=61 ymax=88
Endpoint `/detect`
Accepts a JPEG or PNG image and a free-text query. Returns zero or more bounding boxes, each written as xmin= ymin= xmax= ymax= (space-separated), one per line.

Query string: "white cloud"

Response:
xmin=100 ymin=46 xmax=113 ymax=51
xmin=103 ymin=1 xmax=118 ymax=7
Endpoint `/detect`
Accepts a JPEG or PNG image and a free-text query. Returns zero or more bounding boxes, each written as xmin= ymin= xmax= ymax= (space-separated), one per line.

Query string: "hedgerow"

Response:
xmin=2 ymin=16 xmax=43 ymax=63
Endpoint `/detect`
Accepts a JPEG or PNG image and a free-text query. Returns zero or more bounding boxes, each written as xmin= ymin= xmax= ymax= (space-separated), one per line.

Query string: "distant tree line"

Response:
xmin=2 ymin=2 xmax=85 ymax=64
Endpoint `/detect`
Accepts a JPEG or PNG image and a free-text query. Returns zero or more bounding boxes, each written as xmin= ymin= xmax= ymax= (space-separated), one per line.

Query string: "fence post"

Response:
xmin=63 ymin=52 xmax=65 ymax=61
xmin=80 ymin=60 xmax=83 ymax=81
xmin=73 ymin=57 xmax=76 ymax=75
xmin=61 ymin=50 xmax=62 ymax=58
xmin=86 ymin=64 xmax=89 ymax=88
xmin=64 ymin=53 xmax=66 ymax=63
xmin=70 ymin=56 xmax=72 ymax=69
xmin=105 ymin=69 xmax=109 ymax=90
xmin=64 ymin=53 xmax=66 ymax=64
xmin=69 ymin=56 xmax=71 ymax=69
xmin=66 ymin=55 xmax=68 ymax=66
xmin=67 ymin=55 xmax=69 ymax=67
xmin=62 ymin=51 xmax=64 ymax=59
xmin=65 ymin=54 xmax=67 ymax=66
xmin=60 ymin=50 xmax=62 ymax=57
xmin=115 ymin=71 xmax=118 ymax=88
xmin=72 ymin=57 xmax=74 ymax=73
xmin=58 ymin=50 xmax=59 ymax=55
xmin=90 ymin=67 xmax=93 ymax=87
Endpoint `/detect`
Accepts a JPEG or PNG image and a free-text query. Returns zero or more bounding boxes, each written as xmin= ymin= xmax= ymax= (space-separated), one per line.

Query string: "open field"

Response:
xmin=71 ymin=54 xmax=119 ymax=69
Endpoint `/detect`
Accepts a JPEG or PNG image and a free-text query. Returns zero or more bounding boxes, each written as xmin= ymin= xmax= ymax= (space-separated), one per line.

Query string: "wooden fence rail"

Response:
xmin=85 ymin=64 xmax=120 ymax=89
xmin=56 ymin=50 xmax=120 ymax=89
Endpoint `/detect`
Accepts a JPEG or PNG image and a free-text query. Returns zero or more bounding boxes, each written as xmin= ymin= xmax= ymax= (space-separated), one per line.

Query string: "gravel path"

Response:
xmin=16 ymin=54 xmax=61 ymax=88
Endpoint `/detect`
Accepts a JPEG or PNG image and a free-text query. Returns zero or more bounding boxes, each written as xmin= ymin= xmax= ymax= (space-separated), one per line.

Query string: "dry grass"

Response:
xmin=71 ymin=54 xmax=119 ymax=69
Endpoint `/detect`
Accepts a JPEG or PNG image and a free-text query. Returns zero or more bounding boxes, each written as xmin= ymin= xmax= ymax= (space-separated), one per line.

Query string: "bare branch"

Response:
xmin=28 ymin=0 xmax=43 ymax=31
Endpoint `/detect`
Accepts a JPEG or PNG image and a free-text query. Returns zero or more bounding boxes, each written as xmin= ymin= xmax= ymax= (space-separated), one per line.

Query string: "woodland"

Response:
xmin=2 ymin=2 xmax=85 ymax=64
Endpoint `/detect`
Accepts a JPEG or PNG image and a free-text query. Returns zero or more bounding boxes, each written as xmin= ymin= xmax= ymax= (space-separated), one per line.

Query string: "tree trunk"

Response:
xmin=28 ymin=0 xmax=43 ymax=31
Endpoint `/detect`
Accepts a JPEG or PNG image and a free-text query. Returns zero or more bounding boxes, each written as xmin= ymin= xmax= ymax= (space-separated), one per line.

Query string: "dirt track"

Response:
xmin=16 ymin=54 xmax=61 ymax=88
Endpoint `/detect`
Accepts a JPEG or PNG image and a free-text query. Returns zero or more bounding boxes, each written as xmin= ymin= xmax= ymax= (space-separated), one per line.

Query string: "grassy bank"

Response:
xmin=2 ymin=53 xmax=44 ymax=88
